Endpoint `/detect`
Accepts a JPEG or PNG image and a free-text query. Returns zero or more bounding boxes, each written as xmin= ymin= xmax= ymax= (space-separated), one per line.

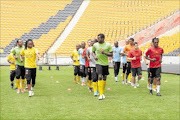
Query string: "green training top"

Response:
xmin=12 ymin=46 xmax=24 ymax=66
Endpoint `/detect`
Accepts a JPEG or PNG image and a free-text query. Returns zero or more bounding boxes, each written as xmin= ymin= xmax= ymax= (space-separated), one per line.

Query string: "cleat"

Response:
xmin=31 ymin=87 xmax=34 ymax=91
xmin=17 ymin=89 xmax=20 ymax=94
xmin=128 ymin=81 xmax=131 ymax=84
xmin=29 ymin=91 xmax=32 ymax=97
xmin=97 ymin=90 xmax=99 ymax=95
xmin=122 ymin=81 xmax=125 ymax=84
xmin=11 ymin=84 xmax=13 ymax=89
xmin=102 ymin=94 xmax=105 ymax=99
xmin=150 ymin=90 xmax=153 ymax=95
xmin=125 ymin=82 xmax=128 ymax=85
xmin=147 ymin=84 xmax=150 ymax=89
xmin=131 ymin=83 xmax=135 ymax=86
xmin=153 ymin=88 xmax=156 ymax=92
xmin=31 ymin=91 xmax=34 ymax=96
xmin=98 ymin=95 xmax=103 ymax=100
xmin=156 ymin=92 xmax=162 ymax=96
xmin=136 ymin=84 xmax=139 ymax=87
xmin=94 ymin=92 xmax=97 ymax=97
xmin=134 ymin=86 xmax=137 ymax=88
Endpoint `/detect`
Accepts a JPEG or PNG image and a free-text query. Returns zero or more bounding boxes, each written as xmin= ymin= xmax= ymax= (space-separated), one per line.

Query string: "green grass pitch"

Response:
xmin=0 ymin=66 xmax=179 ymax=120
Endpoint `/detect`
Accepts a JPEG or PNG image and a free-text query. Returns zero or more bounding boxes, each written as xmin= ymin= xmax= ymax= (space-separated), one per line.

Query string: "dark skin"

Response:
xmin=145 ymin=39 xmax=162 ymax=86
xmin=93 ymin=35 xmax=113 ymax=80
xmin=71 ymin=44 xmax=80 ymax=62
xmin=13 ymin=40 xmax=23 ymax=59
xmin=121 ymin=40 xmax=129 ymax=56
xmin=123 ymin=39 xmax=134 ymax=56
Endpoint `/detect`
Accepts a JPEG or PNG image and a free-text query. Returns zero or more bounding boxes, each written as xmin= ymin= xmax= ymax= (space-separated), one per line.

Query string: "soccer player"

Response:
xmin=121 ymin=40 xmax=129 ymax=84
xmin=92 ymin=34 xmax=113 ymax=100
xmin=112 ymin=41 xmax=123 ymax=82
xmin=12 ymin=39 xmax=25 ymax=93
xmin=128 ymin=42 xmax=142 ymax=88
xmin=7 ymin=52 xmax=16 ymax=89
xmin=145 ymin=38 xmax=163 ymax=96
xmin=123 ymin=38 xmax=135 ymax=84
xmin=83 ymin=39 xmax=92 ymax=92
xmin=78 ymin=42 xmax=86 ymax=86
xmin=20 ymin=39 xmax=40 ymax=97
xmin=86 ymin=39 xmax=99 ymax=96
xmin=71 ymin=44 xmax=81 ymax=84
xmin=143 ymin=43 xmax=157 ymax=91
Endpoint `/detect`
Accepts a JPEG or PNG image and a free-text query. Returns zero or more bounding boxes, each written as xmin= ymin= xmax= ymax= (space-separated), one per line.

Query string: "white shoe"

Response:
xmin=98 ymin=95 xmax=103 ymax=100
xmin=31 ymin=87 xmax=34 ymax=91
xmin=131 ymin=83 xmax=134 ymax=86
xmin=122 ymin=81 xmax=125 ymax=84
xmin=137 ymin=84 xmax=139 ymax=87
xmin=153 ymin=88 xmax=156 ymax=91
xmin=128 ymin=81 xmax=131 ymax=84
xmin=17 ymin=91 xmax=20 ymax=94
xmin=29 ymin=91 xmax=32 ymax=97
xmin=147 ymin=85 xmax=150 ymax=89
xmin=125 ymin=82 xmax=128 ymax=85
xmin=102 ymin=94 xmax=105 ymax=99
xmin=134 ymin=86 xmax=137 ymax=88
xmin=31 ymin=91 xmax=34 ymax=96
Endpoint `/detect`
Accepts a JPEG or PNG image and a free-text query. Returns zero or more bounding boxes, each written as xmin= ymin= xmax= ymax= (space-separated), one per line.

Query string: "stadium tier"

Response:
xmin=55 ymin=0 xmax=179 ymax=56
xmin=0 ymin=0 xmax=83 ymax=56
xmin=140 ymin=32 xmax=180 ymax=56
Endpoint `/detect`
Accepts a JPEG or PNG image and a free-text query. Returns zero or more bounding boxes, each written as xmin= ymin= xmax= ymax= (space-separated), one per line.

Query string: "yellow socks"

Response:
xmin=21 ymin=79 xmax=24 ymax=89
xmin=93 ymin=82 xmax=98 ymax=92
xmin=90 ymin=80 xmax=93 ymax=88
xmin=128 ymin=73 xmax=132 ymax=82
xmin=16 ymin=79 xmax=20 ymax=89
xmin=122 ymin=73 xmax=125 ymax=80
xmin=98 ymin=80 xmax=103 ymax=95
xmin=102 ymin=80 xmax=106 ymax=94
xmin=77 ymin=76 xmax=80 ymax=82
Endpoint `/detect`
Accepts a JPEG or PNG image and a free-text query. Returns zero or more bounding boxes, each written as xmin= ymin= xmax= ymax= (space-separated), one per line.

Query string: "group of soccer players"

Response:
xmin=7 ymin=39 xmax=40 ymax=97
xmin=71 ymin=33 xmax=163 ymax=100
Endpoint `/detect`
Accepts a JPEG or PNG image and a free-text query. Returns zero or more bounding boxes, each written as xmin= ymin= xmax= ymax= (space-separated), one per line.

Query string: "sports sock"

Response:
xmin=157 ymin=85 xmax=160 ymax=93
xmin=128 ymin=73 xmax=132 ymax=82
xmin=102 ymin=80 xmax=106 ymax=94
xmin=98 ymin=80 xmax=103 ymax=95
xmin=93 ymin=82 xmax=98 ymax=93
xmin=122 ymin=73 xmax=125 ymax=81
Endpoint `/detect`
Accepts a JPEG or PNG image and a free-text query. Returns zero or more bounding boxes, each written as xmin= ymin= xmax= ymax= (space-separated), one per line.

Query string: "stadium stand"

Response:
xmin=140 ymin=32 xmax=180 ymax=56
xmin=0 ymin=0 xmax=83 ymax=56
xmin=55 ymin=0 xmax=179 ymax=56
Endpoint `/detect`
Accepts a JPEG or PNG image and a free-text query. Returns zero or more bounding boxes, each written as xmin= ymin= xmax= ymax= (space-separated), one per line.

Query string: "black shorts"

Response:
xmin=10 ymin=70 xmax=16 ymax=81
xmin=132 ymin=67 xmax=142 ymax=76
xmin=147 ymin=68 xmax=150 ymax=78
xmin=15 ymin=65 xmax=25 ymax=79
xmin=91 ymin=67 xmax=98 ymax=82
xmin=150 ymin=67 xmax=161 ymax=78
xmin=73 ymin=65 xmax=80 ymax=76
xmin=127 ymin=62 xmax=131 ymax=74
xmin=80 ymin=65 xmax=85 ymax=73
xmin=85 ymin=67 xmax=91 ymax=80
xmin=96 ymin=64 xmax=109 ymax=76
xmin=25 ymin=68 xmax=36 ymax=84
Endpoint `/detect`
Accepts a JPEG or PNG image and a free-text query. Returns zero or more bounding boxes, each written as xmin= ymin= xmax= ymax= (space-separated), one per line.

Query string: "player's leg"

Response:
xmin=117 ymin=62 xmax=120 ymax=80
xmin=122 ymin=63 xmax=127 ymax=84
xmin=15 ymin=65 xmax=21 ymax=93
xmin=92 ymin=67 xmax=98 ymax=96
xmin=31 ymin=68 xmax=36 ymax=96
xmin=147 ymin=68 xmax=151 ymax=89
xmin=136 ymin=67 xmax=142 ymax=87
xmin=10 ymin=70 xmax=15 ymax=88
xmin=126 ymin=62 xmax=131 ymax=84
xmin=73 ymin=66 xmax=77 ymax=83
xmin=153 ymin=77 xmax=157 ymax=91
xmin=113 ymin=62 xmax=118 ymax=82
xmin=25 ymin=68 xmax=32 ymax=97
xmin=88 ymin=67 xmax=93 ymax=92
xmin=77 ymin=66 xmax=81 ymax=84
xmin=149 ymin=68 xmax=155 ymax=95
xmin=96 ymin=64 xmax=104 ymax=100
xmin=20 ymin=66 xmax=25 ymax=93
xmin=156 ymin=67 xmax=162 ymax=96
xmin=101 ymin=65 xmax=109 ymax=99
xmin=131 ymin=68 xmax=136 ymax=87
xmin=128 ymin=62 xmax=132 ymax=83
xmin=82 ymin=65 xmax=86 ymax=86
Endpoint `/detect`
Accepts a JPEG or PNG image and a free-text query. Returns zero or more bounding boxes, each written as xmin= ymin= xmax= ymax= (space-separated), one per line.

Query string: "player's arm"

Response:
xmin=82 ymin=50 xmax=86 ymax=59
xmin=7 ymin=56 xmax=14 ymax=64
xmin=145 ymin=49 xmax=156 ymax=62
xmin=12 ymin=49 xmax=18 ymax=59
xmin=20 ymin=49 xmax=24 ymax=62
xmin=92 ymin=51 xmax=98 ymax=60
xmin=101 ymin=45 xmax=113 ymax=57
xmin=123 ymin=47 xmax=128 ymax=56
xmin=127 ymin=52 xmax=136 ymax=60
xmin=70 ymin=52 xmax=76 ymax=62
xmin=86 ymin=49 xmax=90 ymax=61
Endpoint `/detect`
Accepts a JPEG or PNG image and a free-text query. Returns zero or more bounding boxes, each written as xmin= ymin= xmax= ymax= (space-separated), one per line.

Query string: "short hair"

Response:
xmin=87 ymin=39 xmax=91 ymax=42
xmin=134 ymin=42 xmax=138 ymax=45
xmin=98 ymin=34 xmax=105 ymax=39
xmin=129 ymin=38 xmax=134 ymax=41
xmin=152 ymin=37 xmax=159 ymax=42
xmin=16 ymin=39 xmax=22 ymax=43
xmin=93 ymin=39 xmax=98 ymax=42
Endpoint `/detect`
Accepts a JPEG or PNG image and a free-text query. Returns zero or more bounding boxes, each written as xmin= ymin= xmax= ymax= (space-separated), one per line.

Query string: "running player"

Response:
xmin=20 ymin=39 xmax=40 ymax=97
xmin=87 ymin=39 xmax=99 ymax=96
xmin=83 ymin=39 xmax=92 ymax=92
xmin=71 ymin=44 xmax=81 ymax=84
xmin=145 ymin=38 xmax=163 ymax=96
xmin=78 ymin=42 xmax=86 ymax=86
xmin=112 ymin=41 xmax=123 ymax=82
xmin=123 ymin=38 xmax=134 ymax=85
xmin=7 ymin=51 xmax=16 ymax=89
xmin=128 ymin=42 xmax=142 ymax=88
xmin=121 ymin=40 xmax=129 ymax=84
xmin=12 ymin=39 xmax=25 ymax=93
xmin=143 ymin=43 xmax=157 ymax=91
xmin=92 ymin=34 xmax=113 ymax=100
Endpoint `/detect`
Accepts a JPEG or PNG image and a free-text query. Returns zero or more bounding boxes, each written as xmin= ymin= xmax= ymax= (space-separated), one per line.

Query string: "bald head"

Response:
xmin=76 ymin=44 xmax=81 ymax=50
xmin=114 ymin=41 xmax=118 ymax=47
xmin=81 ymin=41 xmax=86 ymax=49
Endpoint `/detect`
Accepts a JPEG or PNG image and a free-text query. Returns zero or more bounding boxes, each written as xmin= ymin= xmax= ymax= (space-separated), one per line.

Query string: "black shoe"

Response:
xmin=150 ymin=90 xmax=153 ymax=95
xmin=11 ymin=84 xmax=13 ymax=89
xmin=156 ymin=92 xmax=162 ymax=96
